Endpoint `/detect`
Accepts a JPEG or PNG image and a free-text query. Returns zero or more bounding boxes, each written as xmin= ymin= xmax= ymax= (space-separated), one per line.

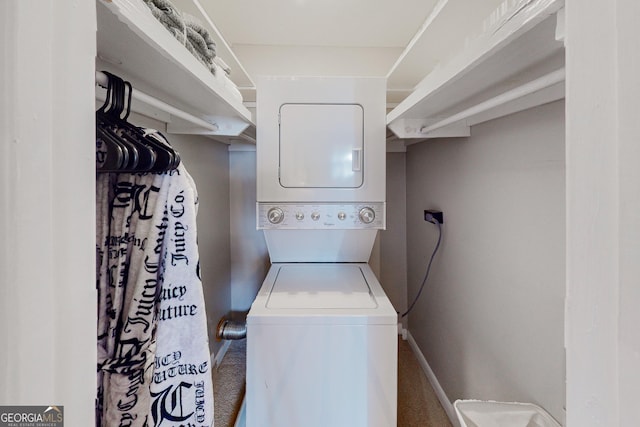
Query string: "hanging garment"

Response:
xmin=96 ymin=173 xmax=110 ymax=424
xmin=97 ymin=171 xmax=170 ymax=427
xmin=96 ymin=163 xmax=214 ymax=427
xmin=150 ymin=164 xmax=214 ymax=427
xmin=95 ymin=72 xmax=212 ymax=425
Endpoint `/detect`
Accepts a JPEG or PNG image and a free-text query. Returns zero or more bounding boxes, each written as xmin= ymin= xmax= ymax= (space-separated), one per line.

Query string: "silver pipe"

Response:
xmin=216 ymin=318 xmax=247 ymax=340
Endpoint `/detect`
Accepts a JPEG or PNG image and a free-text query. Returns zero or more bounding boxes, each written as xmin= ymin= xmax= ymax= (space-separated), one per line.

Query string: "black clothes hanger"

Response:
xmin=117 ymin=80 xmax=174 ymax=173
xmin=96 ymin=75 xmax=126 ymax=172
xmin=96 ymin=71 xmax=181 ymax=174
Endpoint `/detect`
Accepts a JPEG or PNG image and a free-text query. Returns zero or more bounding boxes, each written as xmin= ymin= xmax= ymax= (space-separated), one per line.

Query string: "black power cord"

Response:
xmin=401 ymin=219 xmax=442 ymax=318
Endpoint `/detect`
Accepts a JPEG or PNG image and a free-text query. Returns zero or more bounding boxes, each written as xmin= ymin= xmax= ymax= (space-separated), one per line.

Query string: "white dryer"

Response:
xmin=247 ymin=77 xmax=397 ymax=427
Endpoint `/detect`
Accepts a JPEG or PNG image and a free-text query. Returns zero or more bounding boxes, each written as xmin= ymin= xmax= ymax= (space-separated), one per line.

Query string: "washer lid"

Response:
xmin=266 ymin=264 xmax=378 ymax=309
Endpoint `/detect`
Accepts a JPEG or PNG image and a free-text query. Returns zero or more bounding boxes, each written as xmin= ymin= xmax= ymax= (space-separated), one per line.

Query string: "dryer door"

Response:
xmin=279 ymin=103 xmax=364 ymax=188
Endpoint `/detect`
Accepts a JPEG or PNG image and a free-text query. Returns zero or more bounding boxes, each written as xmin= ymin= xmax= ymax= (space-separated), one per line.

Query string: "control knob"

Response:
xmin=267 ymin=207 xmax=284 ymax=224
xmin=311 ymin=212 xmax=320 ymax=221
xmin=358 ymin=207 xmax=375 ymax=224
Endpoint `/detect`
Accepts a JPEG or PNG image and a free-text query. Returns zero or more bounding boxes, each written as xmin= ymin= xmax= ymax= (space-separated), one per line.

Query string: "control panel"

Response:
xmin=257 ymin=202 xmax=385 ymax=230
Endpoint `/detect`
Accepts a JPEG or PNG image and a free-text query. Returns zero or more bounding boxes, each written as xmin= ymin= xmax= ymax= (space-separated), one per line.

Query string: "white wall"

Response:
xmin=565 ymin=1 xmax=640 ymax=425
xmin=0 ymin=1 xmax=96 ymax=424
xmin=233 ymin=44 xmax=401 ymax=77
xmin=405 ymin=101 xmax=566 ymax=422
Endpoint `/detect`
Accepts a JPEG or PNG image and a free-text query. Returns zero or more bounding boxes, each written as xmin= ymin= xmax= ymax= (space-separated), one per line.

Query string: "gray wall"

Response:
xmin=130 ymin=113 xmax=232 ymax=356
xmin=405 ymin=101 xmax=566 ymax=421
xmin=380 ymin=153 xmax=408 ymax=323
xmin=170 ymin=134 xmax=231 ymax=357
xmin=229 ymin=150 xmax=270 ymax=315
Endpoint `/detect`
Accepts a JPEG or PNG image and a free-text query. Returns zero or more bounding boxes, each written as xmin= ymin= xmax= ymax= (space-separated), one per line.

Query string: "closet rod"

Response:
xmin=95 ymin=71 xmax=219 ymax=132
xmin=420 ymin=68 xmax=565 ymax=135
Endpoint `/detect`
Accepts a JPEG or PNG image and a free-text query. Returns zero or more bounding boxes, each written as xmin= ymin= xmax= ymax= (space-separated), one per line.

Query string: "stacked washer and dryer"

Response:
xmin=246 ymin=77 xmax=397 ymax=427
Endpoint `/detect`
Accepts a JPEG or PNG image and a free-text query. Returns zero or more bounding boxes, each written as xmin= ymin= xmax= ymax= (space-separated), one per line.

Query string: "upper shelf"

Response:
xmin=96 ymin=0 xmax=253 ymax=138
xmin=386 ymin=0 xmax=507 ymax=99
xmin=387 ymin=0 xmax=565 ymax=142
xmin=168 ymin=0 xmax=254 ymax=91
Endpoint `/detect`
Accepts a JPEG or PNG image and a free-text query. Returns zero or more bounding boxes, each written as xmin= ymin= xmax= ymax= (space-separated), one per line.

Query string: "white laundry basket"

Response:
xmin=454 ymin=400 xmax=561 ymax=427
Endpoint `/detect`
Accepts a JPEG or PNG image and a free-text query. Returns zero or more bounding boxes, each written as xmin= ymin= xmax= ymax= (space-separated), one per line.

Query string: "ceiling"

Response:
xmin=173 ymin=0 xmax=506 ymax=103
xmin=201 ymin=0 xmax=439 ymax=48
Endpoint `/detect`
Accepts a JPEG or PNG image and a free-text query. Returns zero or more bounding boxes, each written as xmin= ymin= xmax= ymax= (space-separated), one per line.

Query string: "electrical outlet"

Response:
xmin=424 ymin=210 xmax=444 ymax=224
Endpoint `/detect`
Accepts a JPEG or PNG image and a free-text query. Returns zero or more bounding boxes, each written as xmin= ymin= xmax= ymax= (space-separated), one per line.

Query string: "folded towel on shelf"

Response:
xmin=183 ymin=13 xmax=217 ymax=59
xmin=143 ymin=0 xmax=217 ymax=75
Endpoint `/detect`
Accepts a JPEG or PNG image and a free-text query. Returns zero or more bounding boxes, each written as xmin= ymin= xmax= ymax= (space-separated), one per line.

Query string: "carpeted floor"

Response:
xmin=212 ymin=338 xmax=452 ymax=427
xmin=397 ymin=338 xmax=452 ymax=427
xmin=213 ymin=340 xmax=247 ymax=427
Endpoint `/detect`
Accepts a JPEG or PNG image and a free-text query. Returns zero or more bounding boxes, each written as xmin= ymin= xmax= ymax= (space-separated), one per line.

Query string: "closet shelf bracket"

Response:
xmin=387 ymin=119 xmax=470 ymax=140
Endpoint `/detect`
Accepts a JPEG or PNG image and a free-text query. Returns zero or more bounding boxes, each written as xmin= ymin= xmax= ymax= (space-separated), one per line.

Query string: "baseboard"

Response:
xmin=406 ymin=331 xmax=460 ymax=427
xmin=234 ymin=396 xmax=246 ymax=427
xmin=397 ymin=323 xmax=408 ymax=340
xmin=211 ymin=339 xmax=232 ymax=370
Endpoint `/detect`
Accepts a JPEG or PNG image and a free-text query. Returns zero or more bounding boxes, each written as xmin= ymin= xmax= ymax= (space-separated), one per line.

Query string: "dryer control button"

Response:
xmin=267 ymin=207 xmax=285 ymax=224
xmin=338 ymin=212 xmax=347 ymax=221
xmin=311 ymin=212 xmax=320 ymax=221
xmin=358 ymin=207 xmax=375 ymax=224
xmin=295 ymin=212 xmax=305 ymax=220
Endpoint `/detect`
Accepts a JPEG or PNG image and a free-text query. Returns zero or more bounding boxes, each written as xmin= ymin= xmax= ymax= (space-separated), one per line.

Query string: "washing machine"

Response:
xmin=247 ymin=77 xmax=397 ymax=427
xmin=247 ymin=261 xmax=397 ymax=427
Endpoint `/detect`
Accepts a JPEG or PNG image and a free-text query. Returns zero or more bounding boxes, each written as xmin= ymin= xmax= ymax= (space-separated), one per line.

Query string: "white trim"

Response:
xmin=406 ymin=331 xmax=460 ymax=427
xmin=234 ymin=397 xmax=247 ymax=427
xmin=191 ymin=0 xmax=255 ymax=89
xmin=211 ymin=340 xmax=232 ymax=370
xmin=227 ymin=142 xmax=258 ymax=152
xmin=385 ymin=0 xmax=451 ymax=79
xmin=397 ymin=323 xmax=408 ymax=340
